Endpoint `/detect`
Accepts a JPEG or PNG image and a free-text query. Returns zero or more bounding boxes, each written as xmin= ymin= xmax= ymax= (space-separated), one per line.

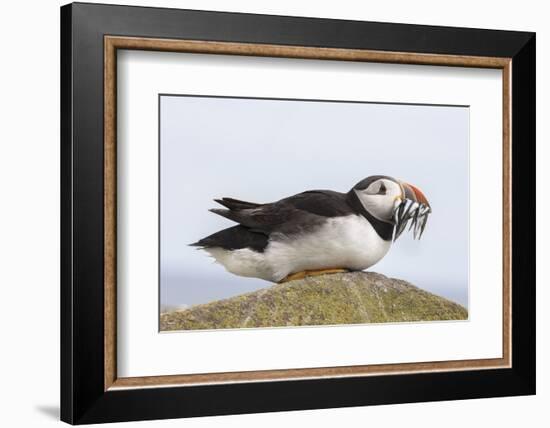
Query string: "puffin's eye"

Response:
xmin=377 ymin=182 xmax=387 ymax=195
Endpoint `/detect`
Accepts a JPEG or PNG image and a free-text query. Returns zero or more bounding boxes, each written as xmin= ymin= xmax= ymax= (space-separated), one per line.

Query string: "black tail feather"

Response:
xmin=213 ymin=197 xmax=261 ymax=210
xmin=190 ymin=225 xmax=268 ymax=252
xmin=209 ymin=208 xmax=241 ymax=223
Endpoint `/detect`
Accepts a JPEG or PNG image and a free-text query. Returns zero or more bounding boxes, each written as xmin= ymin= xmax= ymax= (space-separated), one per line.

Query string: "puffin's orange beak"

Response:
xmin=403 ymin=182 xmax=430 ymax=209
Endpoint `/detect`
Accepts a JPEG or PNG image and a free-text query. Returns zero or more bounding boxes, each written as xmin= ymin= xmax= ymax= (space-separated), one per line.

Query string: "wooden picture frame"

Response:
xmin=61 ymin=2 xmax=535 ymax=424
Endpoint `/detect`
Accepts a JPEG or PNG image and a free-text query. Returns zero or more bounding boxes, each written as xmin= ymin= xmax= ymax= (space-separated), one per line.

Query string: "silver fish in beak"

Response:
xmin=393 ymin=182 xmax=431 ymax=241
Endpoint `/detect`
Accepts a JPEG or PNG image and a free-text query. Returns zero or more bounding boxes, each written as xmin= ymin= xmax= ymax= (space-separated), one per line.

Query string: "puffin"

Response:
xmin=191 ymin=176 xmax=431 ymax=283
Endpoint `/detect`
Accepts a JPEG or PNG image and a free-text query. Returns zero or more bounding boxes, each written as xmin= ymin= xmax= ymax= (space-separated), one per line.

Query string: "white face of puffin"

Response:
xmin=354 ymin=178 xmax=403 ymax=223
xmin=355 ymin=177 xmax=432 ymax=241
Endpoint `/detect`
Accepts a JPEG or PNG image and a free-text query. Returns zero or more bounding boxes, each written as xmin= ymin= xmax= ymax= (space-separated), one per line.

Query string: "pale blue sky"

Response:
xmin=160 ymin=95 xmax=469 ymax=309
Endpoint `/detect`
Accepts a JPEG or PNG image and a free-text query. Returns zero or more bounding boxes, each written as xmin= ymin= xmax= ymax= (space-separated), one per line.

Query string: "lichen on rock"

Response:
xmin=160 ymin=271 xmax=468 ymax=331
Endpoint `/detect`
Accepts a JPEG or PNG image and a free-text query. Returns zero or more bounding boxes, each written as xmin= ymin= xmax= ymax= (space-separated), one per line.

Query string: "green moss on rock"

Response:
xmin=160 ymin=272 xmax=468 ymax=331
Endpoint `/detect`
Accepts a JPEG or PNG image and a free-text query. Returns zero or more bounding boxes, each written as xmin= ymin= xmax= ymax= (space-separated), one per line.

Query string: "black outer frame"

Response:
xmin=60 ymin=2 xmax=535 ymax=424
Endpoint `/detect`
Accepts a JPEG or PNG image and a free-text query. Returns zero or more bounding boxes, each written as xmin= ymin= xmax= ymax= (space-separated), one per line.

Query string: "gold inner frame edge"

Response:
xmin=104 ymin=36 xmax=512 ymax=391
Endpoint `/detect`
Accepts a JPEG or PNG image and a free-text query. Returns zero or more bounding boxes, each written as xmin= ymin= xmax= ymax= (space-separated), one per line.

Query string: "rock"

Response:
xmin=160 ymin=272 xmax=468 ymax=331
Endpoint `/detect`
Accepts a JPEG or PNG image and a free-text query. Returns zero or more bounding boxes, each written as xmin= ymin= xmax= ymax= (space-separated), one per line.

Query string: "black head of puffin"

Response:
xmin=348 ymin=176 xmax=431 ymax=242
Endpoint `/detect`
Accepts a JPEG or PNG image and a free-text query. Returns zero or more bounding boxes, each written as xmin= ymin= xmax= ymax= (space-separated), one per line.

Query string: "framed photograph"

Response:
xmin=61 ymin=2 xmax=535 ymax=424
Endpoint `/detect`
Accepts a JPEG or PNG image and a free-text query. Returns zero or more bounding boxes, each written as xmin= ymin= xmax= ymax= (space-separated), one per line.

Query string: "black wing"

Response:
xmin=209 ymin=190 xmax=353 ymax=236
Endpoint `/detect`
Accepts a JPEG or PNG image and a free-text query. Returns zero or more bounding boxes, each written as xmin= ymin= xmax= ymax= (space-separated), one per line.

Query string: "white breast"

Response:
xmin=205 ymin=215 xmax=392 ymax=282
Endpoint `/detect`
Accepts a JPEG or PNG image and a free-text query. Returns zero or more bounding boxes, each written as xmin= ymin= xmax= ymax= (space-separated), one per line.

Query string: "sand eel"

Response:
xmin=191 ymin=176 xmax=431 ymax=283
